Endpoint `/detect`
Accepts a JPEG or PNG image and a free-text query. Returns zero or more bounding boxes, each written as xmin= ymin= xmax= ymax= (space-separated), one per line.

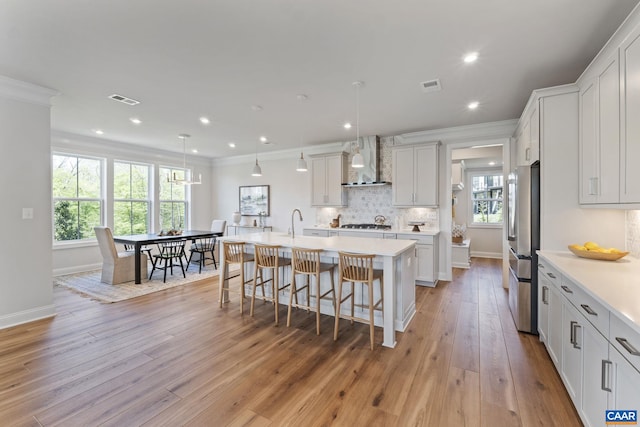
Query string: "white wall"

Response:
xmin=0 ymin=76 xmax=57 ymax=328
xmin=51 ymin=131 xmax=215 ymax=275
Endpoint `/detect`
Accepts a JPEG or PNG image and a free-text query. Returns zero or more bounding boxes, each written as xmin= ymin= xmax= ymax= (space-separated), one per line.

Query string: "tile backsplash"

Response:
xmin=626 ymin=210 xmax=640 ymax=257
xmin=316 ymin=135 xmax=439 ymax=229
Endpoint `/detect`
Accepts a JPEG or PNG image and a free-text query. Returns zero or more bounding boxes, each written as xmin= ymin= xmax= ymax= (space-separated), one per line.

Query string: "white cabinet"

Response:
xmin=516 ymin=101 xmax=539 ymax=166
xmin=392 ymin=142 xmax=439 ymax=207
xmin=397 ymin=233 xmax=439 ymax=286
xmin=547 ymin=283 xmax=563 ymax=369
xmin=311 ymin=153 xmax=347 ymax=207
xmin=620 ymin=23 xmax=640 ymax=203
xmin=451 ymin=161 xmax=464 ymax=192
xmin=537 ymin=273 xmax=551 ymax=344
xmin=610 ymin=345 xmax=640 ymax=412
xmin=451 ymin=239 xmax=470 ymax=269
xmin=581 ymin=320 xmax=610 ymax=427
xmin=561 ymin=301 xmax=583 ymax=405
xmin=579 ymin=52 xmax=620 ymax=204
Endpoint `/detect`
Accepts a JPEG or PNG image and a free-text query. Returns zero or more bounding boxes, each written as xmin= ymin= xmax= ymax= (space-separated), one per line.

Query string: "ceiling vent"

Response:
xmin=420 ymin=79 xmax=441 ymax=93
xmin=108 ymin=94 xmax=140 ymax=106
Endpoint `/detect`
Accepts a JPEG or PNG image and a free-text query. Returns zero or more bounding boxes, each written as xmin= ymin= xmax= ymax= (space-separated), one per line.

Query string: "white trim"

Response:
xmin=398 ymin=120 xmax=517 ymax=145
xmin=470 ymin=251 xmax=502 ymax=259
xmin=0 ymin=305 xmax=56 ymax=330
xmin=211 ymin=141 xmax=344 ymax=167
xmin=0 ymin=75 xmax=59 ymax=106
xmin=53 ymin=263 xmax=102 ymax=276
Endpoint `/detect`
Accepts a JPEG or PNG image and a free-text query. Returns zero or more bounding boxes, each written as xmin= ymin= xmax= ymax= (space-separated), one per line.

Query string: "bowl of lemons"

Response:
xmin=568 ymin=241 xmax=629 ymax=261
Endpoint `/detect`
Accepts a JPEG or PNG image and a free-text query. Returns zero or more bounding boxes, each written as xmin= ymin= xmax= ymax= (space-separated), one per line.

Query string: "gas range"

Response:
xmin=340 ymin=223 xmax=392 ymax=230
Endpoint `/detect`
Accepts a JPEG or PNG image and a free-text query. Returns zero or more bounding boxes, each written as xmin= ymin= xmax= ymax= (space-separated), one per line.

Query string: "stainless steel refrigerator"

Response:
xmin=507 ymin=161 xmax=540 ymax=334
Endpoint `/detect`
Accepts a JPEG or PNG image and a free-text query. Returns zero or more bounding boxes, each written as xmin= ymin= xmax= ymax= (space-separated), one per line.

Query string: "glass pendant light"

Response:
xmin=351 ymin=81 xmax=364 ymax=168
xmin=296 ymin=94 xmax=308 ymax=172
xmin=251 ymin=140 xmax=262 ymax=176
xmin=168 ymin=134 xmax=202 ymax=185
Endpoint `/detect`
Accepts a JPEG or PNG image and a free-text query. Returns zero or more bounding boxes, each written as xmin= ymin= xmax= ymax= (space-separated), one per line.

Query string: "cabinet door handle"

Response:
xmin=580 ymin=304 xmax=597 ymax=316
xmin=525 ymin=147 xmax=531 ymax=161
xmin=588 ymin=177 xmax=598 ymax=196
xmin=542 ymin=286 xmax=549 ymax=305
xmin=547 ymin=272 xmax=556 ymax=279
xmin=572 ymin=322 xmax=581 ymax=349
xmin=601 ymin=360 xmax=612 ymax=392
xmin=616 ymin=337 xmax=640 ymax=356
xmin=561 ymin=285 xmax=573 ymax=294
xmin=538 ymin=263 xmax=545 ymax=269
xmin=570 ymin=320 xmax=577 ymax=345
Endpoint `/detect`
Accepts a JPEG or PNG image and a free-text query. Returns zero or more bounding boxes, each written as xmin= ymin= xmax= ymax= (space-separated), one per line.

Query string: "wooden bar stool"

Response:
xmin=219 ymin=241 xmax=254 ymax=314
xmin=287 ymin=247 xmax=337 ymax=335
xmin=251 ymin=244 xmax=292 ymax=325
xmin=333 ymin=252 xmax=383 ymax=350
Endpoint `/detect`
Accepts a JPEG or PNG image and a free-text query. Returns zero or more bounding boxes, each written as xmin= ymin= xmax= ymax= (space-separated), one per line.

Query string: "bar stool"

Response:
xmin=219 ymin=241 xmax=254 ymax=314
xmin=287 ymin=247 xmax=337 ymax=335
xmin=333 ymin=252 xmax=383 ymax=350
xmin=251 ymin=244 xmax=292 ymax=324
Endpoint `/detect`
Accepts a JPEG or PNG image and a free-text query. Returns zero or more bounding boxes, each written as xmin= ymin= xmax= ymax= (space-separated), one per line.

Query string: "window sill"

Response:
xmin=53 ymin=240 xmax=98 ymax=251
xmin=468 ymin=223 xmax=503 ymax=230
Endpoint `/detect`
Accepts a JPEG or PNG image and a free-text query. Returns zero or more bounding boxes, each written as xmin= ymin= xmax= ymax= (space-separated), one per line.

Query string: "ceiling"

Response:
xmin=1 ymin=0 xmax=638 ymax=159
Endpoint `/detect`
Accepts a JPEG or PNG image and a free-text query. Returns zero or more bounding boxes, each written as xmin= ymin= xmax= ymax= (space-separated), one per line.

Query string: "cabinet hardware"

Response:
xmin=525 ymin=147 xmax=531 ymax=161
xmin=588 ymin=177 xmax=598 ymax=196
xmin=538 ymin=263 xmax=544 ymax=268
xmin=580 ymin=304 xmax=597 ymax=316
xmin=561 ymin=285 xmax=573 ymax=294
xmin=601 ymin=360 xmax=612 ymax=392
xmin=616 ymin=337 xmax=640 ymax=356
xmin=547 ymin=272 xmax=556 ymax=279
xmin=570 ymin=320 xmax=577 ymax=345
xmin=572 ymin=322 xmax=581 ymax=349
xmin=542 ymin=286 xmax=549 ymax=305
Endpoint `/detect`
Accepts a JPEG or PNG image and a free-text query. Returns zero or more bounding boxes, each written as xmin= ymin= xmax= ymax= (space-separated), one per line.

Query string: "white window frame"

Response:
xmin=113 ymin=160 xmax=152 ymax=235
xmin=467 ymin=168 xmax=504 ymax=229
xmin=159 ymin=166 xmax=189 ymax=230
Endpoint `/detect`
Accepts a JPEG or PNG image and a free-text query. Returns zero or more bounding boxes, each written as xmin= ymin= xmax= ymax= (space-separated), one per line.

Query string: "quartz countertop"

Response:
xmin=537 ymin=250 xmax=640 ymax=334
xmin=305 ymin=226 xmax=440 ymax=236
xmin=219 ymin=231 xmax=416 ymax=257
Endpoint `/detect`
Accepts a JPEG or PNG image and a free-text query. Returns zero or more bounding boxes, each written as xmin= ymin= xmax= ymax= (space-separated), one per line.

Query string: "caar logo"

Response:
xmin=606 ymin=410 xmax=638 ymax=425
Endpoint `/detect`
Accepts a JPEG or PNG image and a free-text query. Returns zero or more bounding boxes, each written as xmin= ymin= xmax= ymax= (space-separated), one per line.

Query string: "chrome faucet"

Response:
xmin=291 ymin=208 xmax=303 ymax=238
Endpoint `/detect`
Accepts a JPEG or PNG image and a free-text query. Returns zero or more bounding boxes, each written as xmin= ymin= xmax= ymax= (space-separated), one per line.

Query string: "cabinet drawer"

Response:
xmin=611 ymin=314 xmax=640 ymax=373
xmin=397 ymin=234 xmax=434 ymax=245
xmin=537 ymin=258 xmax=561 ymax=289
xmin=303 ymin=229 xmax=329 ymax=237
xmin=564 ymin=277 xmax=610 ymax=336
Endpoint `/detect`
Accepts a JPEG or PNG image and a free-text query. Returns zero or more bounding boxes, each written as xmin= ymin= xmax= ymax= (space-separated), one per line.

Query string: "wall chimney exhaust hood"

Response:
xmin=342 ymin=135 xmax=391 ymax=187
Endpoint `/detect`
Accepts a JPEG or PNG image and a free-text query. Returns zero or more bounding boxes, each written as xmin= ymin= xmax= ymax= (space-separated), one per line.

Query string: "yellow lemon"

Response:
xmin=569 ymin=244 xmax=587 ymax=251
xmin=609 ymin=248 xmax=622 ymax=254
xmin=584 ymin=241 xmax=600 ymax=251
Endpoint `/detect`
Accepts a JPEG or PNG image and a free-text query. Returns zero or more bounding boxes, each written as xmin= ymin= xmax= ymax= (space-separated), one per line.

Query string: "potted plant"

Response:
xmin=452 ymin=223 xmax=466 ymax=244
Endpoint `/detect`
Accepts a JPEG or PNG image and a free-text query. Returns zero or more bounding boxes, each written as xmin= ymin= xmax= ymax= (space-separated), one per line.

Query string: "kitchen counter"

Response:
xmin=218 ymin=232 xmax=417 ymax=348
xmin=537 ymin=250 xmax=640 ymax=334
xmin=305 ymin=225 xmax=440 ymax=236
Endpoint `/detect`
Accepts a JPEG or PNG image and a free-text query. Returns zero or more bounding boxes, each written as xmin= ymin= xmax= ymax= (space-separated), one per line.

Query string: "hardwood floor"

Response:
xmin=0 ymin=258 xmax=581 ymax=426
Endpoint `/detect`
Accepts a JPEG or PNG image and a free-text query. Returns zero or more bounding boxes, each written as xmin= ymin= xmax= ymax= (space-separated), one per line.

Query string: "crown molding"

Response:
xmin=397 ymin=119 xmax=518 ymax=145
xmin=211 ymin=141 xmax=344 ymax=167
xmin=0 ymin=75 xmax=59 ymax=106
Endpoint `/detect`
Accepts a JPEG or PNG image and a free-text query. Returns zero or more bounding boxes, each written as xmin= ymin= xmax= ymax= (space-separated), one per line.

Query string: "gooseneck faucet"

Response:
xmin=291 ymin=208 xmax=303 ymax=239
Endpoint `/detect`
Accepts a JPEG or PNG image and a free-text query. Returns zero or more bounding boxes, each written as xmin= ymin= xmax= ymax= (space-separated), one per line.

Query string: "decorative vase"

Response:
xmin=232 ymin=211 xmax=241 ymax=225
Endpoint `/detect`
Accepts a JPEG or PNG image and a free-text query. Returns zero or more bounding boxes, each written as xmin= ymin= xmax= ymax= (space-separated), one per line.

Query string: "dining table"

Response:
xmin=113 ymin=230 xmax=223 ymax=284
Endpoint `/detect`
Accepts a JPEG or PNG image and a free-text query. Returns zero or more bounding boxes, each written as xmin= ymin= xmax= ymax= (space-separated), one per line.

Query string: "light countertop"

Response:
xmin=305 ymin=226 xmax=440 ymax=236
xmin=219 ymin=231 xmax=416 ymax=257
xmin=537 ymin=250 xmax=640 ymax=334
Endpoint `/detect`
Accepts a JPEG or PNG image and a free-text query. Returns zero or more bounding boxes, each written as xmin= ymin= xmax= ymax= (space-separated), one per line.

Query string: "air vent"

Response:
xmin=108 ymin=94 xmax=140 ymax=106
xmin=420 ymin=79 xmax=441 ymax=93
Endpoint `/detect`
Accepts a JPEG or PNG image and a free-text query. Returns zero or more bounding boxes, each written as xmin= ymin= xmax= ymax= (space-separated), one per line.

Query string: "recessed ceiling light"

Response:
xmin=228 ymin=142 xmax=236 ymax=148
xmin=344 ymin=122 xmax=352 ymax=129
xmin=130 ymin=117 xmax=141 ymax=124
xmin=192 ymin=149 xmax=198 ymax=153
xmin=199 ymin=117 xmax=210 ymax=125
xmin=489 ymin=161 xmax=496 ymax=166
xmin=94 ymin=129 xmax=104 ymax=135
xmin=468 ymin=101 xmax=479 ymax=110
xmin=259 ymin=136 xmax=268 ymax=143
xmin=464 ymin=52 xmax=478 ymax=63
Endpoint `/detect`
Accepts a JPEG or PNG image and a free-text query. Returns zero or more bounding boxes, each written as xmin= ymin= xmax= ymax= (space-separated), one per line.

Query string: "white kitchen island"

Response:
xmin=217 ymin=232 xmax=417 ymax=348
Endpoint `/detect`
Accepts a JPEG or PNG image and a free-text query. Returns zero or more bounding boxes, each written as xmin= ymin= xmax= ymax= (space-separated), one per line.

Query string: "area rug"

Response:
xmin=53 ymin=262 xmax=221 ymax=303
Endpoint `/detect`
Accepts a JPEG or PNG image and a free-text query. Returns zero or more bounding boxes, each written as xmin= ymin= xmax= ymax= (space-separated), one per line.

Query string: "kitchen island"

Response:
xmin=218 ymin=232 xmax=417 ymax=348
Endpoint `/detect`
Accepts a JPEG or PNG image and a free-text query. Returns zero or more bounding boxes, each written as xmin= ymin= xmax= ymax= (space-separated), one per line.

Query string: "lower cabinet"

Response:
xmin=610 ymin=345 xmax=640 ymax=412
xmin=547 ymin=283 xmax=563 ymax=369
xmin=581 ymin=317 xmax=610 ymax=427
xmin=397 ymin=233 xmax=439 ymax=286
xmin=537 ymin=274 xmax=550 ymax=344
xmin=561 ymin=302 xmax=583 ymax=405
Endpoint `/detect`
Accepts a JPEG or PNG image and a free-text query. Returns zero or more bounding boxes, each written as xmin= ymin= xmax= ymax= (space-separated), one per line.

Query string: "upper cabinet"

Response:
xmin=392 ymin=142 xmax=439 ymax=207
xmin=577 ymin=14 xmax=640 ymax=206
xmin=311 ymin=152 xmax=347 ymax=207
xmin=515 ymin=100 xmax=540 ymax=166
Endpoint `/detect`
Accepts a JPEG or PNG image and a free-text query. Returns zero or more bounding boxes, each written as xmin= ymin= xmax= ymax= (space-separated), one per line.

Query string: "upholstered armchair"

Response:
xmin=94 ymin=226 xmax=148 ymax=284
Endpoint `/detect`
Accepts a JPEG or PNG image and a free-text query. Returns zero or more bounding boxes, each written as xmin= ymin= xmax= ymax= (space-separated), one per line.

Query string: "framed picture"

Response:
xmin=239 ymin=185 xmax=270 ymax=216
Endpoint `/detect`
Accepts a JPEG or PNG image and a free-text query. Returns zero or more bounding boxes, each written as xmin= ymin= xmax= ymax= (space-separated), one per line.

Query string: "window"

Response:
xmin=114 ymin=161 xmax=151 ymax=235
xmin=159 ymin=167 xmax=187 ymax=230
xmin=470 ymin=171 xmax=503 ymax=226
xmin=52 ymin=154 xmax=103 ymax=241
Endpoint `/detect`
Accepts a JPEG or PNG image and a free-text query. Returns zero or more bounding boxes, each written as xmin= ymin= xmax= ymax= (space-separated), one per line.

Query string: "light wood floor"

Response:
xmin=0 ymin=258 xmax=581 ymax=426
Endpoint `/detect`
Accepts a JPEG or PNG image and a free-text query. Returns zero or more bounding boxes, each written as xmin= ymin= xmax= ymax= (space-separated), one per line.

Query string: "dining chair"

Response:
xmin=149 ymin=241 xmax=187 ymax=283
xmin=94 ymin=226 xmax=147 ymax=284
xmin=188 ymin=237 xmax=217 ymax=272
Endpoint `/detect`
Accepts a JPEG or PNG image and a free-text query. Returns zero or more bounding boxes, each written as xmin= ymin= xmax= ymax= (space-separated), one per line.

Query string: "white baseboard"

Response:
xmin=0 ymin=305 xmax=56 ymax=330
xmin=470 ymin=251 xmax=502 ymax=259
xmin=53 ymin=262 xmax=102 ymax=276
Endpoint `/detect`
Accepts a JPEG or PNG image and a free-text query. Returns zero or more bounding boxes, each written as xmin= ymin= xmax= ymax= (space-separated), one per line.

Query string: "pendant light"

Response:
xmin=251 ymin=140 xmax=262 ymax=176
xmin=168 ymin=134 xmax=202 ymax=185
xmin=351 ymin=81 xmax=364 ymax=168
xmin=296 ymin=94 xmax=308 ymax=172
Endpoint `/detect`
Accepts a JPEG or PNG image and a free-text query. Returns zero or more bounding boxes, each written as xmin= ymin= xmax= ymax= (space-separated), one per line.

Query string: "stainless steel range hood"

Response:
xmin=342 ymin=135 xmax=391 ymax=187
